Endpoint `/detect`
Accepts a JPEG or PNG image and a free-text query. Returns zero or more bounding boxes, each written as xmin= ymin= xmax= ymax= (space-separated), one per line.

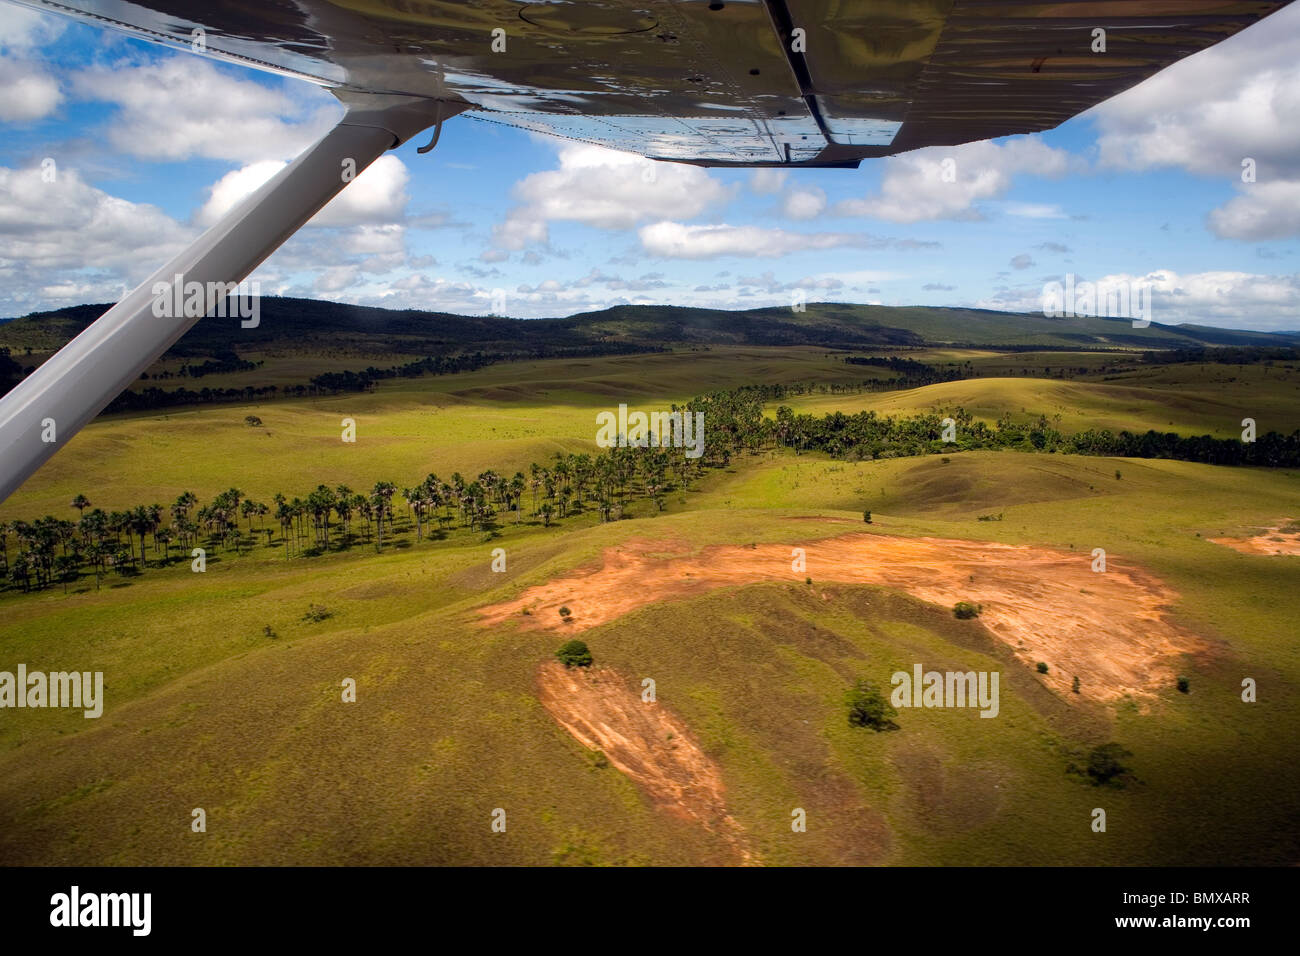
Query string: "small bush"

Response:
xmin=863 ymin=510 xmax=872 ymax=524
xmin=845 ymin=679 xmax=898 ymax=731
xmin=556 ymin=639 xmax=592 ymax=668
xmin=1176 ymin=675 xmax=1190 ymax=694
xmin=1085 ymin=742 xmax=1133 ymax=787
xmin=805 ymin=576 xmax=812 ymax=585
xmin=302 ymin=603 xmax=332 ymax=623
xmin=1036 ymin=661 xmax=1049 ymax=674
xmin=558 ymin=606 xmax=571 ymax=619
xmin=953 ymin=601 xmax=981 ymax=620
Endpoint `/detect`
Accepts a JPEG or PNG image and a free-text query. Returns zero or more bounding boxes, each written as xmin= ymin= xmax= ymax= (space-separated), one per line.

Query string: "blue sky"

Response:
xmin=1 ymin=2 xmax=1298 ymax=328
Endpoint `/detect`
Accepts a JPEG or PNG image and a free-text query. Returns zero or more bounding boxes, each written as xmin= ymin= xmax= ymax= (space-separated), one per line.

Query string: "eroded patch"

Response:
xmin=535 ymin=661 xmax=752 ymax=863
xmin=487 ymin=530 xmax=1206 ymax=702
xmin=1212 ymin=521 xmax=1300 ymax=556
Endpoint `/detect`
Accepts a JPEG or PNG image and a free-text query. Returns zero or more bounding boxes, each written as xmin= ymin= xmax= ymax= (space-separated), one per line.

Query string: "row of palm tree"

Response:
xmin=1 ymin=437 xmax=709 ymax=592
xmin=17 ymin=383 xmax=1266 ymax=595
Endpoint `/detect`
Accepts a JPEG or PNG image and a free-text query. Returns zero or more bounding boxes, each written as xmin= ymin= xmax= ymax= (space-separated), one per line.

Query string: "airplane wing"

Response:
xmin=0 ymin=0 xmax=1292 ymax=503
xmin=6 ymin=0 xmax=1294 ymax=167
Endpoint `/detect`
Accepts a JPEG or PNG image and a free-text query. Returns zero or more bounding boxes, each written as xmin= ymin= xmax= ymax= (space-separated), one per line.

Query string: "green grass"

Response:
xmin=2 ymin=349 xmax=1298 ymax=865
xmin=774 ymin=368 xmax=1300 ymax=439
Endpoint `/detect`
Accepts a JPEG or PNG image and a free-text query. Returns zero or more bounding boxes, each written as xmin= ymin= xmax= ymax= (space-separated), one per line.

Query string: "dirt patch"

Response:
xmin=485 ymin=531 xmax=1205 ymax=702
xmin=892 ymin=743 xmax=1005 ymax=834
xmin=536 ymin=661 xmax=753 ymax=863
xmin=1212 ymin=521 xmax=1300 ymax=556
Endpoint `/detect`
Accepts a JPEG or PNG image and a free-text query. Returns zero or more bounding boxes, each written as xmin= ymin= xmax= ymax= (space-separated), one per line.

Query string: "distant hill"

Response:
xmin=0 ymin=298 xmax=1293 ymax=360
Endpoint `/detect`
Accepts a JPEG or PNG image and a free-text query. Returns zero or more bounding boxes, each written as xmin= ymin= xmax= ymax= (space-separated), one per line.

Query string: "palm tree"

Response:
xmin=86 ymin=541 xmax=108 ymax=590
xmin=130 ymin=505 xmax=154 ymax=567
xmin=370 ymin=493 xmax=386 ymax=551
xmin=372 ymin=481 xmax=396 ymax=535
xmin=53 ymin=553 xmax=78 ymax=593
xmin=275 ymin=498 xmax=294 ymax=557
xmin=70 ymin=494 xmax=90 ymax=518
xmin=154 ymin=526 xmax=172 ymax=562
xmin=334 ymin=486 xmax=353 ymax=538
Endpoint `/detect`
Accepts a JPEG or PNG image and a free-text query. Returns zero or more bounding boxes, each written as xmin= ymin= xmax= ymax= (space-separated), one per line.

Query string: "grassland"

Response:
xmin=775 ymin=364 xmax=1300 ymax=439
xmin=1 ymin=345 xmax=1297 ymax=866
xmin=0 ymin=347 xmax=883 ymax=521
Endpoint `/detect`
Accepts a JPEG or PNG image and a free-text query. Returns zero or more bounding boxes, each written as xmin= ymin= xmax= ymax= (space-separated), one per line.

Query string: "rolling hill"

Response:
xmin=1 ymin=299 xmax=1293 ymax=367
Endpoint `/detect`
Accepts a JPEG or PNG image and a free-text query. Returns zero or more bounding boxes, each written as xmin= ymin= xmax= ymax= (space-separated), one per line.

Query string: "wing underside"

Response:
xmin=8 ymin=0 xmax=1294 ymax=165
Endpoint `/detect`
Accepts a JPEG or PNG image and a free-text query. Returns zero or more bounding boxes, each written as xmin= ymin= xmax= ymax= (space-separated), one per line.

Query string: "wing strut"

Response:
xmin=0 ymin=93 xmax=455 ymax=504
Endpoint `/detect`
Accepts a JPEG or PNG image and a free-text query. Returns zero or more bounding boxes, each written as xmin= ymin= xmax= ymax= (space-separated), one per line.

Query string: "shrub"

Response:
xmin=1085 ymin=742 xmax=1133 ymax=787
xmin=845 ymin=679 xmax=898 ymax=731
xmin=1037 ymin=661 xmax=1049 ymax=674
xmin=558 ymin=606 xmax=571 ymax=619
xmin=953 ymin=601 xmax=980 ymax=619
xmin=556 ymin=639 xmax=592 ymax=668
xmin=244 ymin=415 xmax=263 ymax=427
xmin=805 ymin=576 xmax=812 ymax=585
xmin=1176 ymin=675 xmax=1190 ymax=694
xmin=863 ymin=510 xmax=872 ymax=524
xmin=302 ymin=603 xmax=332 ymax=623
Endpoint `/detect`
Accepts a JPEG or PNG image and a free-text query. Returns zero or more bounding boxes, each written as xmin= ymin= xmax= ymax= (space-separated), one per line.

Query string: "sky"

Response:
xmin=1 ymin=2 xmax=1299 ymax=330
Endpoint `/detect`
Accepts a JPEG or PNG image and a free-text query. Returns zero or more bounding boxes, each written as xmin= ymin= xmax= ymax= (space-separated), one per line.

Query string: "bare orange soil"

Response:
xmin=536 ymin=661 xmax=753 ymax=863
xmin=1212 ymin=521 xmax=1300 ymax=556
xmin=485 ymin=530 xmax=1206 ymax=701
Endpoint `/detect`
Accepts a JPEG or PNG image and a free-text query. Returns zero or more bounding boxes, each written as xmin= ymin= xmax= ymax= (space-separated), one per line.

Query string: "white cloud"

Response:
xmin=195 ymin=154 xmax=410 ymax=227
xmin=1091 ymin=5 xmax=1300 ymax=179
xmin=1209 ymin=182 xmax=1300 ymax=240
xmin=0 ymin=5 xmax=66 ymax=122
xmin=71 ymin=57 xmax=340 ymax=163
xmin=0 ymin=165 xmax=190 ymax=272
xmin=835 ymin=137 xmax=1072 ymax=222
xmin=0 ymin=164 xmax=194 ymax=314
xmin=490 ymin=142 xmax=734 ymax=252
xmin=1088 ymin=4 xmax=1300 ymax=240
xmin=492 ymin=212 xmax=548 ymax=252
xmin=638 ymin=221 xmax=876 ymax=259
xmin=1002 ymin=202 xmax=1066 ymax=219
xmin=978 ymin=269 xmax=1300 ymax=330
xmin=749 ymin=168 xmax=788 ymax=194
xmin=781 ymin=185 xmax=827 ymax=220
xmin=0 ymin=5 xmax=65 ymax=49
xmin=0 ymin=58 xmax=61 ymax=121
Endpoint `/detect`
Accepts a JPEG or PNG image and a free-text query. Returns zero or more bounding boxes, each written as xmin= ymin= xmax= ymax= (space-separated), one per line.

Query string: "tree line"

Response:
xmin=1 ymin=439 xmax=708 ymax=592
xmin=3 ymin=386 xmax=1296 ymax=594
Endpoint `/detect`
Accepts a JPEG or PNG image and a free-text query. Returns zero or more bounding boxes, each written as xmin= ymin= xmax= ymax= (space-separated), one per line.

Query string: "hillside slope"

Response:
xmin=1 ymin=299 xmax=1291 ymax=361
